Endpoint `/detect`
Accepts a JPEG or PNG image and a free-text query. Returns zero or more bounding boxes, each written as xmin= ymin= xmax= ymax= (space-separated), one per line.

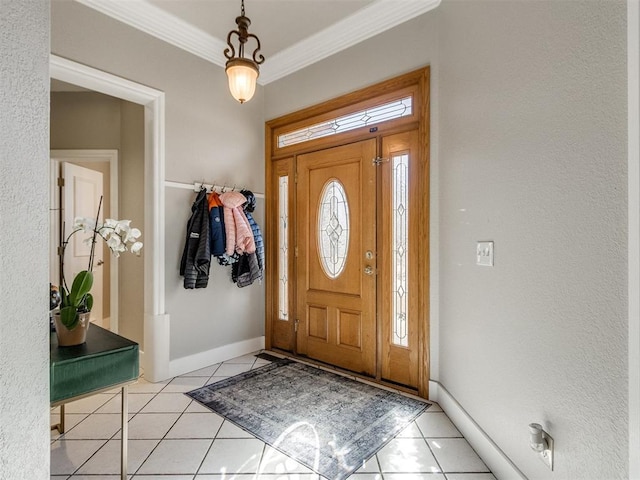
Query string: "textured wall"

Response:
xmin=0 ymin=0 xmax=51 ymax=477
xmin=266 ymin=1 xmax=628 ymax=478
xmin=437 ymin=1 xmax=627 ymax=478
xmin=51 ymin=0 xmax=266 ymax=362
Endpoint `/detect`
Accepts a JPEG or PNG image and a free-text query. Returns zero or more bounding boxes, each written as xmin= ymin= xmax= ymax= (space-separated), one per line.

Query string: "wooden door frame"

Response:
xmin=265 ymin=67 xmax=430 ymax=397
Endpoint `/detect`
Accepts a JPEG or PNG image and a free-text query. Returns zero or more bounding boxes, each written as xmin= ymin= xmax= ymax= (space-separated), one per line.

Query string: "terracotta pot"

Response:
xmin=53 ymin=311 xmax=91 ymax=346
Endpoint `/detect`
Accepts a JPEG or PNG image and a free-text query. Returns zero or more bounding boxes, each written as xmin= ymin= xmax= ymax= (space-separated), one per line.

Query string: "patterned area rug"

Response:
xmin=186 ymin=358 xmax=429 ymax=479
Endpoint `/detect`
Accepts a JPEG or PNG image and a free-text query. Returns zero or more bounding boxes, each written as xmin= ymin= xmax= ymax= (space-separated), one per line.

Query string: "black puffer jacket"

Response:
xmin=179 ymin=189 xmax=210 ymax=288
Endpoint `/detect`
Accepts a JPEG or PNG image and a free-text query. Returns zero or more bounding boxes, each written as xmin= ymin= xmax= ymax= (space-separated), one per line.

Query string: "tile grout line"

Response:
xmin=423 ymin=434 xmax=447 ymax=477
xmin=51 ymin=392 xmax=118 ymax=477
xmin=118 ymin=372 xmax=177 ymax=478
xmin=192 ymin=408 xmax=225 ymax=477
xmin=129 ymin=380 xmax=199 ymax=478
xmin=51 ymin=392 xmax=118 ymax=443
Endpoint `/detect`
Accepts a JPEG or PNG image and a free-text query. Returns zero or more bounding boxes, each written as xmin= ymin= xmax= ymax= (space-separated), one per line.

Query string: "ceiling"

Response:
xmin=73 ymin=0 xmax=440 ymax=85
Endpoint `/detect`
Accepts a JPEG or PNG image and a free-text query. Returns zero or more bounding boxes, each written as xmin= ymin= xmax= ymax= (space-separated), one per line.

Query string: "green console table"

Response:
xmin=51 ymin=324 xmax=139 ymax=479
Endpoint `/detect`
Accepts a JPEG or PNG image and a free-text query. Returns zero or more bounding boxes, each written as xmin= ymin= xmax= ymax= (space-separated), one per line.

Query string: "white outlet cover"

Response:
xmin=477 ymin=241 xmax=494 ymax=266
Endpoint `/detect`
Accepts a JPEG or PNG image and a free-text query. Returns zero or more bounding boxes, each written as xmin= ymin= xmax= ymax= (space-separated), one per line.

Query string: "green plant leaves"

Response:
xmin=84 ymin=293 xmax=94 ymax=312
xmin=59 ymin=305 xmax=80 ymax=330
xmin=59 ymin=271 xmax=94 ymax=328
xmin=67 ymin=270 xmax=93 ymax=307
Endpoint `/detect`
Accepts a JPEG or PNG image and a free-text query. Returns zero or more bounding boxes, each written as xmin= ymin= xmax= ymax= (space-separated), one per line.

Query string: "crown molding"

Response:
xmin=75 ymin=0 xmax=228 ymax=66
xmin=74 ymin=0 xmax=440 ymax=85
xmin=259 ymin=0 xmax=441 ymax=84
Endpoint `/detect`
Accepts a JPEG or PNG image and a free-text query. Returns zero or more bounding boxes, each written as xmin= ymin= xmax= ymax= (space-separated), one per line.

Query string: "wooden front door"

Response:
xmin=296 ymin=139 xmax=377 ymax=376
xmin=266 ymin=68 xmax=430 ymax=396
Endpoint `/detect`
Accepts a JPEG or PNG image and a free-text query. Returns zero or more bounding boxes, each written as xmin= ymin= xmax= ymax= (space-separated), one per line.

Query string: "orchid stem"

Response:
xmin=88 ymin=196 xmax=103 ymax=272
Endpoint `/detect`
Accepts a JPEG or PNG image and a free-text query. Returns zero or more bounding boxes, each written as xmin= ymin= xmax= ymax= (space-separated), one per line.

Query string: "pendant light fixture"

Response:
xmin=224 ymin=0 xmax=264 ymax=104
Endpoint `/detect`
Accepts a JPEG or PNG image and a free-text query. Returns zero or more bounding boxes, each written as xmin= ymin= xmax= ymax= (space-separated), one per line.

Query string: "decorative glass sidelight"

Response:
xmin=278 ymin=176 xmax=289 ymax=320
xmin=392 ymin=154 xmax=409 ymax=347
xmin=318 ymin=179 xmax=350 ymax=279
xmin=278 ymin=96 xmax=413 ymax=148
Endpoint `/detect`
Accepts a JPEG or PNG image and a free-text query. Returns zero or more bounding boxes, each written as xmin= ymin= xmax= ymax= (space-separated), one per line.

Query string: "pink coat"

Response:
xmin=219 ymin=191 xmax=256 ymax=255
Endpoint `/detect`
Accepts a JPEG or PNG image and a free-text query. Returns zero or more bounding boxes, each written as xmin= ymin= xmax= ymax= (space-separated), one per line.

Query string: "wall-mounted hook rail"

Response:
xmin=164 ymin=180 xmax=265 ymax=199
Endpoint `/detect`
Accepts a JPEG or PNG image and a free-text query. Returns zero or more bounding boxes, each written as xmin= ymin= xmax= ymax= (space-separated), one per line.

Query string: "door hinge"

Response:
xmin=57 ymin=246 xmax=63 ymax=256
xmin=57 ymin=177 xmax=65 ymax=187
xmin=295 ymin=246 xmax=298 ymax=258
xmin=294 ymin=172 xmax=298 ymax=184
xmin=372 ymin=156 xmax=389 ymax=166
xmin=294 ymin=319 xmax=299 ymax=333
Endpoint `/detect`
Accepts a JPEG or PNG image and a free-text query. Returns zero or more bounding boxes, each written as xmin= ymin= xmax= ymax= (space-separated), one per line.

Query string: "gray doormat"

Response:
xmin=254 ymin=352 xmax=282 ymax=362
xmin=186 ymin=358 xmax=429 ymax=479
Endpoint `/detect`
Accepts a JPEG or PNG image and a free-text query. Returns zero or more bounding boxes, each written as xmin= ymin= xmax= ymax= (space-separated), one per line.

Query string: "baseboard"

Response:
xmin=169 ymin=336 xmax=266 ymax=378
xmin=429 ymin=380 xmax=527 ymax=480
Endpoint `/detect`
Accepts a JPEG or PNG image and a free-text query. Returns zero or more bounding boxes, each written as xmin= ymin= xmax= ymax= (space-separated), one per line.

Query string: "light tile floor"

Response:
xmin=50 ymin=352 xmax=496 ymax=480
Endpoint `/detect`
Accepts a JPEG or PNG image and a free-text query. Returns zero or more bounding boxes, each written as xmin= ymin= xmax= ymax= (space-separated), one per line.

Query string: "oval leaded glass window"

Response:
xmin=317 ymin=179 xmax=350 ymax=279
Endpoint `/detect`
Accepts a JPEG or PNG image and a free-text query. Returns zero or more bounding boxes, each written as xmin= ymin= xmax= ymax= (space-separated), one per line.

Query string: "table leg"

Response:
xmin=121 ymin=385 xmax=128 ymax=480
xmin=60 ymin=404 xmax=65 ymax=433
xmin=50 ymin=404 xmax=66 ymax=434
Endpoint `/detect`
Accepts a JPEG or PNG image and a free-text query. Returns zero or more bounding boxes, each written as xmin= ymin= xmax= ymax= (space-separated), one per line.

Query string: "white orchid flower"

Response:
xmin=131 ymin=242 xmax=143 ymax=255
xmin=104 ymin=218 xmax=118 ymax=228
xmin=129 ymin=228 xmax=142 ymax=241
xmin=106 ymin=234 xmax=122 ymax=252
xmin=122 ymin=228 xmax=135 ymax=243
xmin=73 ymin=216 xmax=96 ymax=233
xmin=115 ymin=220 xmax=132 ymax=235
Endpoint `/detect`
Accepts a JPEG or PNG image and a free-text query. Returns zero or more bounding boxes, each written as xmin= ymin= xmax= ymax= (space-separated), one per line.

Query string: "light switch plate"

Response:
xmin=477 ymin=241 xmax=494 ymax=266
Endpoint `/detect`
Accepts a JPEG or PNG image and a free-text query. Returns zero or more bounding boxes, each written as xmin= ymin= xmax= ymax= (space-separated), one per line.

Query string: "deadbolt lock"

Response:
xmin=365 ymin=250 xmax=374 ymax=260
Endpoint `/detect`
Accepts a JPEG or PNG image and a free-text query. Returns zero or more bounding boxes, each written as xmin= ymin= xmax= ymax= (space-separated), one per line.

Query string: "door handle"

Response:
xmin=364 ymin=265 xmax=374 ymax=276
xmin=96 ymin=259 xmax=104 ymax=267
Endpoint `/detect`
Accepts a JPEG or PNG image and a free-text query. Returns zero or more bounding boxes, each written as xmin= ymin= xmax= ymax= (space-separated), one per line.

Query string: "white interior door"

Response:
xmin=62 ymin=162 xmax=105 ymax=326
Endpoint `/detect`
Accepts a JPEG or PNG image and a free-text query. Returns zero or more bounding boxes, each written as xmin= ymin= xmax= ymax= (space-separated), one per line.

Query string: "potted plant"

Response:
xmin=54 ymin=197 xmax=143 ymax=346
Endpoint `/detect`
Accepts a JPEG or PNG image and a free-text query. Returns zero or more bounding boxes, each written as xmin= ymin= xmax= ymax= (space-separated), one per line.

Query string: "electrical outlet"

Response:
xmin=476 ymin=241 xmax=494 ymax=266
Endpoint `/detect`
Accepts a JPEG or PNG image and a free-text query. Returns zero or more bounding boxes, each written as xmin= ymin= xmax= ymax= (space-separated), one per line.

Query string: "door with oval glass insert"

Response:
xmin=296 ymin=139 xmax=377 ymax=376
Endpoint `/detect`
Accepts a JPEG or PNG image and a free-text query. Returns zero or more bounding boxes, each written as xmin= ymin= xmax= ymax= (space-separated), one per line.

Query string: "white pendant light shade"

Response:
xmin=226 ymin=59 xmax=258 ymax=104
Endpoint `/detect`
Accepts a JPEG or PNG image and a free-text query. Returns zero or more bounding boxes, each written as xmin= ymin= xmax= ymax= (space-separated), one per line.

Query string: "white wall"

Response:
xmin=266 ymin=1 xmax=628 ymax=478
xmin=438 ymin=1 xmax=627 ymax=478
xmin=0 ymin=0 xmax=50 ymax=478
xmin=119 ymin=100 xmax=146 ymax=346
xmin=51 ymin=1 xmax=266 ymax=365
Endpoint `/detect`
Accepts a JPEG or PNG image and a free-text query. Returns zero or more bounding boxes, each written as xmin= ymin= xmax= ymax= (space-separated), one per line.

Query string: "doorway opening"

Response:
xmin=50 ymin=55 xmax=170 ymax=382
xmin=265 ymin=68 xmax=430 ymax=397
xmin=49 ymin=150 xmax=119 ymax=332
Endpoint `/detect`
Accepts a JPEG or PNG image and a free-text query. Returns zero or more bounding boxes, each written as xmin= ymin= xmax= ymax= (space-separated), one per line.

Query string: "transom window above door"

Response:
xmin=277 ymin=96 xmax=413 ymax=148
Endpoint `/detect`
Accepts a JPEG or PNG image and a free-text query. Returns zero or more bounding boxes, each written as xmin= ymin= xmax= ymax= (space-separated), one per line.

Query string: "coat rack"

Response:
xmin=165 ymin=180 xmax=265 ymax=199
